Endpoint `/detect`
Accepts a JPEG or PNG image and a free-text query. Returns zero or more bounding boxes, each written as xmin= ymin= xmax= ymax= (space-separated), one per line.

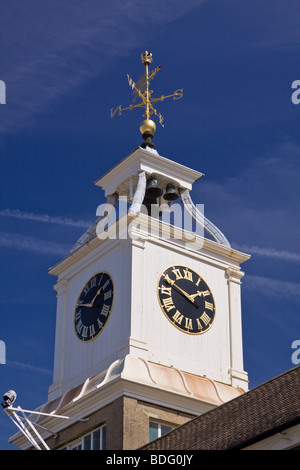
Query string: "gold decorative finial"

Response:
xmin=110 ymin=51 xmax=183 ymax=148
xmin=141 ymin=51 xmax=153 ymax=66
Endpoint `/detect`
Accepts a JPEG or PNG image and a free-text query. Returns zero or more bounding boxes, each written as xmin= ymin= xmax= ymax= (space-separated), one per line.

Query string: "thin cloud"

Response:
xmin=0 ymin=208 xmax=90 ymax=229
xmin=198 ymin=141 xmax=300 ymax=251
xmin=6 ymin=360 xmax=52 ymax=376
xmin=0 ymin=0 xmax=206 ymax=135
xmin=0 ymin=231 xmax=69 ymax=256
xmin=245 ymin=275 xmax=300 ymax=300
xmin=233 ymin=243 xmax=300 ymax=263
xmin=2 ymin=209 xmax=300 ymax=263
xmin=248 ymin=0 xmax=300 ymax=50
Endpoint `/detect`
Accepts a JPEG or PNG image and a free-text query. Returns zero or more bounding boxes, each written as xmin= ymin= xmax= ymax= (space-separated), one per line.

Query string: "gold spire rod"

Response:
xmin=143 ymin=51 xmax=151 ymax=121
xmin=110 ymin=51 xmax=183 ymax=142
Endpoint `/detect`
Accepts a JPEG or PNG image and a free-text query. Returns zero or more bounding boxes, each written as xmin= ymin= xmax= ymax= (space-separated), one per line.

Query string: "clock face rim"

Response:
xmin=74 ymin=271 xmax=114 ymax=343
xmin=157 ymin=265 xmax=216 ymax=335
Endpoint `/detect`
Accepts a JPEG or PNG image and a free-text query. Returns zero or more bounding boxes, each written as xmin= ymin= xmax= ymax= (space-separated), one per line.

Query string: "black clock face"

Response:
xmin=74 ymin=272 xmax=114 ymax=342
xmin=157 ymin=266 xmax=216 ymax=335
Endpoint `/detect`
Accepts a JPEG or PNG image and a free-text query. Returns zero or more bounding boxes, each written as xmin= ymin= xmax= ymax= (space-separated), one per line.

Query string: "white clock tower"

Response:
xmin=10 ymin=52 xmax=249 ymax=451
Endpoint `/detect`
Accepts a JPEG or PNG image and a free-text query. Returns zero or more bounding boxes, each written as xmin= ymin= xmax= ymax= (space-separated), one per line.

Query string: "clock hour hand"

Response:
xmin=189 ymin=291 xmax=209 ymax=300
xmin=90 ymin=288 xmax=102 ymax=306
xmin=77 ymin=288 xmax=102 ymax=308
xmin=164 ymin=275 xmax=195 ymax=304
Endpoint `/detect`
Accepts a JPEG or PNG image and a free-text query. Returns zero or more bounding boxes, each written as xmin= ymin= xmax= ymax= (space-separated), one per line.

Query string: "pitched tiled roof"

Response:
xmin=141 ymin=365 xmax=300 ymax=450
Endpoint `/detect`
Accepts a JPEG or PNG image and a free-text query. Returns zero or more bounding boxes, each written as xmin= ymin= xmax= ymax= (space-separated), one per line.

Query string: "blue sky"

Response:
xmin=1 ymin=0 xmax=300 ymax=449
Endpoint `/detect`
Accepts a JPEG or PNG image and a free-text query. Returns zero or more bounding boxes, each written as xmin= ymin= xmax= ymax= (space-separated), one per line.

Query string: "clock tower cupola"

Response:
xmin=10 ymin=52 xmax=249 ymax=451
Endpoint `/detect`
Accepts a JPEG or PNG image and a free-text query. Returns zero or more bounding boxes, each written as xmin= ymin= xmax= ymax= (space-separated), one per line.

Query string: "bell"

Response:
xmin=142 ymin=176 xmax=163 ymax=216
xmin=145 ymin=175 xmax=163 ymax=199
xmin=163 ymin=183 xmax=179 ymax=201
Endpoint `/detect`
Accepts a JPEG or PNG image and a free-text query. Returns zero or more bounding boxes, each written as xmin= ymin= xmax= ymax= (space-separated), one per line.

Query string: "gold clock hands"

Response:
xmin=90 ymin=287 xmax=102 ymax=306
xmin=189 ymin=291 xmax=209 ymax=300
xmin=77 ymin=288 xmax=102 ymax=308
xmin=164 ymin=275 xmax=195 ymax=304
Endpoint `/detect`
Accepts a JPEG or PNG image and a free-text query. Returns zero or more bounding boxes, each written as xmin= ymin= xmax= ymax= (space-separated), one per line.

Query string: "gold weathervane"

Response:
xmin=110 ymin=51 xmax=183 ymax=146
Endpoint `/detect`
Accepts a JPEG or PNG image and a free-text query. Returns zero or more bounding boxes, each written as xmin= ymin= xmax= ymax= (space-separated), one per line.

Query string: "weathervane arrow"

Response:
xmin=110 ymin=51 xmax=183 ymax=148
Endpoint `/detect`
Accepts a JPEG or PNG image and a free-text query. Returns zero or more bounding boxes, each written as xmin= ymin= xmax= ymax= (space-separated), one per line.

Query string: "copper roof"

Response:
xmin=30 ymin=357 xmax=245 ymax=424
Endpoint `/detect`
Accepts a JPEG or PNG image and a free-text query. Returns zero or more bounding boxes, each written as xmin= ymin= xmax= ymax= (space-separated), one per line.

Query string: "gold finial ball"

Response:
xmin=140 ymin=119 xmax=156 ymax=136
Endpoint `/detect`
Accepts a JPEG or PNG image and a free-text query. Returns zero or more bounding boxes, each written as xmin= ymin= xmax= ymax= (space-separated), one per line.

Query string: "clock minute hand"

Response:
xmin=77 ymin=287 xmax=102 ymax=308
xmin=164 ymin=275 xmax=195 ymax=304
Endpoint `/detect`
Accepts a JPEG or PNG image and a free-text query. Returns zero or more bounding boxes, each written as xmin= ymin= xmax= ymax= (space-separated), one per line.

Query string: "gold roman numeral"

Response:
xmin=196 ymin=312 xmax=212 ymax=330
xmin=205 ymin=301 xmax=214 ymax=311
xmin=183 ymin=269 xmax=193 ymax=282
xmin=185 ymin=317 xmax=193 ymax=331
xmin=198 ymin=290 xmax=210 ymax=297
xmin=172 ymin=268 xmax=183 ymax=280
xmin=160 ymin=285 xmax=172 ymax=296
xmin=162 ymin=296 xmax=175 ymax=312
xmin=200 ymin=312 xmax=211 ymax=326
xmin=172 ymin=310 xmax=184 ymax=325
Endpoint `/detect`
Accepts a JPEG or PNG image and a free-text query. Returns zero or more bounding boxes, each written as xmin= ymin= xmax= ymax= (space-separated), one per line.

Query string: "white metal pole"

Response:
xmin=5 ymin=410 xmax=42 ymax=450
xmin=18 ymin=407 xmax=50 ymax=450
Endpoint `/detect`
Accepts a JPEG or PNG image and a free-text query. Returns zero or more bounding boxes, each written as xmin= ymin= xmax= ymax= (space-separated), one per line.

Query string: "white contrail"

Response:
xmin=0 ymin=231 xmax=69 ymax=256
xmin=6 ymin=360 xmax=52 ymax=375
xmin=233 ymin=243 xmax=300 ymax=263
xmin=0 ymin=208 xmax=90 ymax=228
xmin=245 ymin=274 xmax=300 ymax=299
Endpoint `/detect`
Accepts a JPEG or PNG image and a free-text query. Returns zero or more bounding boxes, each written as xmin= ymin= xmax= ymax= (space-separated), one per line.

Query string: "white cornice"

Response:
xmin=48 ymin=213 xmax=249 ymax=279
xmin=93 ymin=147 xmax=204 ymax=197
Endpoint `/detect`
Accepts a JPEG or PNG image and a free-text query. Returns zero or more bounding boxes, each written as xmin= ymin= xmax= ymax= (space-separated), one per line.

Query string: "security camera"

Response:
xmin=1 ymin=390 xmax=17 ymax=409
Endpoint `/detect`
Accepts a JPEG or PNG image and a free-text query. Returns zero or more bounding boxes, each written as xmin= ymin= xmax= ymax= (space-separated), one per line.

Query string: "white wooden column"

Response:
xmin=48 ymin=278 xmax=69 ymax=400
xmin=226 ymin=267 xmax=249 ymax=390
xmin=129 ymin=238 xmax=148 ymax=359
